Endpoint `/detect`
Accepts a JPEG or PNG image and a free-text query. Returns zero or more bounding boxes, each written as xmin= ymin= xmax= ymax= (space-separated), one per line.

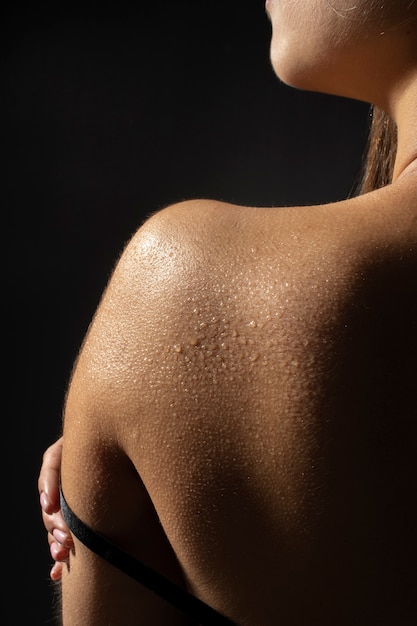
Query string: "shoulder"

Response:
xmin=91 ymin=186 xmax=415 ymax=360
xmin=66 ymin=186 xmax=416 ymax=417
xmin=117 ymin=177 xmax=417 ymax=286
xmin=120 ymin=197 xmax=256 ymax=273
xmin=110 ymin=198 xmax=271 ymax=317
xmin=63 ymin=199 xmax=252 ymax=414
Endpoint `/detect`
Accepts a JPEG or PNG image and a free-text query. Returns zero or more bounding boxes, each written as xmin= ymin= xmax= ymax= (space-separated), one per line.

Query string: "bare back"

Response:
xmin=61 ymin=176 xmax=417 ymax=625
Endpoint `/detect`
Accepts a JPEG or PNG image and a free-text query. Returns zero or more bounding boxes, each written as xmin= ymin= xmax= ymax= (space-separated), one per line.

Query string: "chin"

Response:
xmin=270 ymin=40 xmax=310 ymax=89
xmin=270 ymin=48 xmax=357 ymax=100
xmin=270 ymin=52 xmax=320 ymax=92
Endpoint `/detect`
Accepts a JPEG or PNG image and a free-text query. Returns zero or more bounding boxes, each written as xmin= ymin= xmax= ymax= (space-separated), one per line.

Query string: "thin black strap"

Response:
xmin=60 ymin=487 xmax=236 ymax=626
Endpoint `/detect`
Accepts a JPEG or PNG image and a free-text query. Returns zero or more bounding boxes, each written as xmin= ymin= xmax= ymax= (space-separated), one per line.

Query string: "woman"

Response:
xmin=38 ymin=1 xmax=417 ymax=624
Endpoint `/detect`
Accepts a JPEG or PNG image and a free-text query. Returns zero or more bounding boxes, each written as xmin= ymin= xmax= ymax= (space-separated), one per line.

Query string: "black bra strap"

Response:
xmin=60 ymin=487 xmax=236 ymax=625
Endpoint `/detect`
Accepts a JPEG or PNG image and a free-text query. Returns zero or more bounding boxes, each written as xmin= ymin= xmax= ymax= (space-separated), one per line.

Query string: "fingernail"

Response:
xmin=40 ymin=492 xmax=49 ymax=510
xmin=53 ymin=529 xmax=69 ymax=544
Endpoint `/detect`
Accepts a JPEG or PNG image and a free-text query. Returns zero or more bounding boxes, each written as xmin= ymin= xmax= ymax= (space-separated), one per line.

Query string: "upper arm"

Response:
xmin=59 ymin=202 xmax=216 ymax=625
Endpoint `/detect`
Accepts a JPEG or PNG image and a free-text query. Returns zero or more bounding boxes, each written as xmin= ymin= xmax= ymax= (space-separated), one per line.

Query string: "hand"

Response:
xmin=38 ymin=437 xmax=73 ymax=580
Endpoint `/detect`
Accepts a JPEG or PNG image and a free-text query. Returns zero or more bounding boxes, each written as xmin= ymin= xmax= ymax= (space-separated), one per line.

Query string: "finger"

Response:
xmin=53 ymin=528 xmax=71 ymax=546
xmin=50 ymin=538 xmax=70 ymax=562
xmin=50 ymin=561 xmax=64 ymax=581
xmin=47 ymin=528 xmax=72 ymax=555
xmin=43 ymin=510 xmax=73 ymax=546
xmin=38 ymin=437 xmax=64 ymax=513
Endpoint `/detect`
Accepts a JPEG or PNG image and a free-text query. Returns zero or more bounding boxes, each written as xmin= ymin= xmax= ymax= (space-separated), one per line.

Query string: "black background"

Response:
xmin=6 ymin=1 xmax=369 ymax=623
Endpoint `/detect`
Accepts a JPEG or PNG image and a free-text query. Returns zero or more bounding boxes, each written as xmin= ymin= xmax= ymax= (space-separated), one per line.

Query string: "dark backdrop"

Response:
xmin=6 ymin=1 xmax=369 ymax=623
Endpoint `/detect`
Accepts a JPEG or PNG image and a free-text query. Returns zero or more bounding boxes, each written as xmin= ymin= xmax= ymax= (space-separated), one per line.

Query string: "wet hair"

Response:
xmin=346 ymin=0 xmax=416 ymax=194
xmin=359 ymin=106 xmax=398 ymax=194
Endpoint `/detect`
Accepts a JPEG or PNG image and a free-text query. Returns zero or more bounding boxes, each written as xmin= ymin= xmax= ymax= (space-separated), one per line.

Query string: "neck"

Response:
xmin=391 ymin=71 xmax=417 ymax=182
